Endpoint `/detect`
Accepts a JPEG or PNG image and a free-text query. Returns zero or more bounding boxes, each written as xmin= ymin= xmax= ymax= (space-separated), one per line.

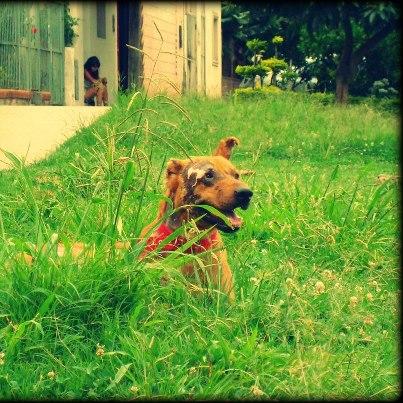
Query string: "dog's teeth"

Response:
xmin=227 ymin=212 xmax=243 ymax=228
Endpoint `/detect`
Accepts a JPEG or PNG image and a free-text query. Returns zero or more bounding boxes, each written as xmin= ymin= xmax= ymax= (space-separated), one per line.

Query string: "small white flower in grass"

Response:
xmin=363 ymin=315 xmax=374 ymax=326
xmin=130 ymin=386 xmax=139 ymax=394
xmin=349 ymin=296 xmax=359 ymax=309
xmin=334 ymin=282 xmax=342 ymax=290
xmin=47 ymin=371 xmax=56 ymax=379
xmin=285 ymin=277 xmax=293 ymax=286
xmin=315 ymin=281 xmax=325 ymax=294
xmin=250 ymin=385 xmax=264 ymax=397
xmin=251 ymin=239 xmax=258 ymax=245
xmin=250 ymin=277 xmax=260 ymax=286
xmin=358 ymin=327 xmax=372 ymax=342
xmin=322 ymin=269 xmax=335 ymax=280
xmin=260 ymin=248 xmax=268 ymax=255
xmin=366 ymin=292 xmax=374 ymax=301
xmin=96 ymin=343 xmax=105 ymax=357
xmin=370 ymin=280 xmax=381 ymax=292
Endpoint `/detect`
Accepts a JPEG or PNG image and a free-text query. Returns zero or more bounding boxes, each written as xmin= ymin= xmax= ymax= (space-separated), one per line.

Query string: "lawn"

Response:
xmin=0 ymin=91 xmax=399 ymax=399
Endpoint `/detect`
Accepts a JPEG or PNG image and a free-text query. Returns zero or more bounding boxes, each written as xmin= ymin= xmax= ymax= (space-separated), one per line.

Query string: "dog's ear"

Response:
xmin=213 ymin=136 xmax=240 ymax=159
xmin=166 ymin=159 xmax=185 ymax=176
xmin=155 ymin=159 xmax=186 ymax=219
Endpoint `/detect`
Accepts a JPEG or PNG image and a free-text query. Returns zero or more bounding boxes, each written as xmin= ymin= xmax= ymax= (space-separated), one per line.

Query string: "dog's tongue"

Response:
xmin=227 ymin=212 xmax=243 ymax=228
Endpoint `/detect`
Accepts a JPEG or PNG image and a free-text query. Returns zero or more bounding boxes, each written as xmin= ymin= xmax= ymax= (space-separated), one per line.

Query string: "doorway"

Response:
xmin=117 ymin=2 xmax=141 ymax=92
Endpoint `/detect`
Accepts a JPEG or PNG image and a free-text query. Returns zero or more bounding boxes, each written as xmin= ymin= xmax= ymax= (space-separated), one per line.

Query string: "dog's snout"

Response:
xmin=234 ymin=187 xmax=253 ymax=209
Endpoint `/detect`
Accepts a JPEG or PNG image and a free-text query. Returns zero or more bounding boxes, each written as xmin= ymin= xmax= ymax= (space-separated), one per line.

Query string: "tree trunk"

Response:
xmin=229 ymin=36 xmax=235 ymax=78
xmin=335 ymin=79 xmax=349 ymax=104
xmin=334 ymin=7 xmax=396 ymax=104
xmin=335 ymin=8 xmax=353 ymax=104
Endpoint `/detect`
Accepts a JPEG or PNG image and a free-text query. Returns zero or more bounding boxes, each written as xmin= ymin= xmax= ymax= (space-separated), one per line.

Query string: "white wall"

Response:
xmin=203 ymin=2 xmax=221 ymax=97
xmin=65 ymin=1 xmax=221 ymax=104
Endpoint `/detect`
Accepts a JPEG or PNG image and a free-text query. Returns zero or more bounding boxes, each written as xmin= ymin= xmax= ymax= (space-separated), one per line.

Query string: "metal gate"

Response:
xmin=0 ymin=2 xmax=64 ymax=104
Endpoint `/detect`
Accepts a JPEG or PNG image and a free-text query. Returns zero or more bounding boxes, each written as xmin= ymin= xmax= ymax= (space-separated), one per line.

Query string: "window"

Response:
xmin=212 ymin=14 xmax=218 ymax=65
xmin=97 ymin=1 xmax=106 ymax=39
xmin=74 ymin=59 xmax=79 ymax=100
xmin=178 ymin=25 xmax=182 ymax=49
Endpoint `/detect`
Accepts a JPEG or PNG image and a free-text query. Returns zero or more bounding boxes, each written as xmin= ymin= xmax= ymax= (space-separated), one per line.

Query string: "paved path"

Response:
xmin=0 ymin=106 xmax=110 ymax=170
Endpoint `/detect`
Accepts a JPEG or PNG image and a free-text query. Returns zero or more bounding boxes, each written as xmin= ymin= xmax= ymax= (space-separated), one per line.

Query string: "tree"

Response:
xmin=222 ymin=2 xmax=304 ymax=77
xmin=222 ymin=1 xmax=400 ymax=103
xmin=301 ymin=2 xmax=399 ymax=103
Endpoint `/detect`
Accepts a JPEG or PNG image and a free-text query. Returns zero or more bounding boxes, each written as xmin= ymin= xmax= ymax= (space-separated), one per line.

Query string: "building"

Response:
xmin=0 ymin=1 xmax=222 ymax=106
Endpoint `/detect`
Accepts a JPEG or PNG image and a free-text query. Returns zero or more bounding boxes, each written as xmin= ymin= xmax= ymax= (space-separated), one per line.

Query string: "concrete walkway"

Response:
xmin=0 ymin=106 xmax=110 ymax=170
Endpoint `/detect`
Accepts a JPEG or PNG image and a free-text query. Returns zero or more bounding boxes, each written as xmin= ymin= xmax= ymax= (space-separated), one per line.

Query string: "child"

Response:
xmin=84 ymin=56 xmax=108 ymax=106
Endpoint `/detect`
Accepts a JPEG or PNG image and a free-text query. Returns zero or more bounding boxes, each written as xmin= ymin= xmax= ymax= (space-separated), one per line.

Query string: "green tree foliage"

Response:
xmin=301 ymin=2 xmax=399 ymax=103
xmin=64 ymin=2 xmax=79 ymax=47
xmin=222 ymin=1 xmax=400 ymax=102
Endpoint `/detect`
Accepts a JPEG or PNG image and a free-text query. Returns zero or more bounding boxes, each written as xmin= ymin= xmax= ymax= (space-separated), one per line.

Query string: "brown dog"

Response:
xmin=139 ymin=136 xmax=253 ymax=302
xmin=13 ymin=137 xmax=252 ymax=302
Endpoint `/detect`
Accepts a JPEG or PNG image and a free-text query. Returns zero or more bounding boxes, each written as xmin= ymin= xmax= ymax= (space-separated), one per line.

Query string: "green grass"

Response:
xmin=0 ymin=91 xmax=399 ymax=399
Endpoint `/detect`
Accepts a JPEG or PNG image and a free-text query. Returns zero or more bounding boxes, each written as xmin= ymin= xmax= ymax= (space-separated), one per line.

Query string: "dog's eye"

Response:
xmin=204 ymin=170 xmax=214 ymax=180
xmin=234 ymin=172 xmax=240 ymax=179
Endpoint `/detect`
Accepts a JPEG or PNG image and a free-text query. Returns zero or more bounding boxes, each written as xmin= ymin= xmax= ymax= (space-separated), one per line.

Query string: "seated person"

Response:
xmin=84 ymin=56 xmax=108 ymax=106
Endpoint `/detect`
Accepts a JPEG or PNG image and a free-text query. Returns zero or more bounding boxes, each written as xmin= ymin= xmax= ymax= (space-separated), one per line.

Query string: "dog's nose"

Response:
xmin=234 ymin=188 xmax=253 ymax=209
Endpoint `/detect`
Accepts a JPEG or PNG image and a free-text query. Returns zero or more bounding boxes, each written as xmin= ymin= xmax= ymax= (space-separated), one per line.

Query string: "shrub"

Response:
xmin=246 ymin=39 xmax=268 ymax=54
xmin=310 ymin=92 xmax=335 ymax=105
xmin=369 ymin=78 xmax=399 ymax=99
xmin=261 ymin=57 xmax=288 ymax=71
xmin=233 ymin=86 xmax=283 ymax=100
xmin=235 ymin=65 xmax=271 ymax=79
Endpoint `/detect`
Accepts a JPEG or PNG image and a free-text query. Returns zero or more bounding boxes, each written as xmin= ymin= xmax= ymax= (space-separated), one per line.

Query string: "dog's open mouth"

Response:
xmin=195 ymin=206 xmax=244 ymax=233
xmin=222 ymin=209 xmax=243 ymax=231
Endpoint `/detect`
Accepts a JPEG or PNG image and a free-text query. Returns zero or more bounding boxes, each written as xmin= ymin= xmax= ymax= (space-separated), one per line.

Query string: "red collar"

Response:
xmin=144 ymin=223 xmax=219 ymax=255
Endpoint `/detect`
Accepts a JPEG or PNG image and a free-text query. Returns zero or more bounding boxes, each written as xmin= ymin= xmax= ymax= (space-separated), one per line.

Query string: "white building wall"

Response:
xmin=203 ymin=3 xmax=221 ymax=97
xmin=65 ymin=1 xmax=220 ymax=104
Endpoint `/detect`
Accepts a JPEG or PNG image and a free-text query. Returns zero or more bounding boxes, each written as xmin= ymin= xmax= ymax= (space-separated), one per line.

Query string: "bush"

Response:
xmin=233 ymin=86 xmax=283 ymax=100
xmin=310 ymin=92 xmax=399 ymax=113
xmin=235 ymin=65 xmax=271 ymax=79
xmin=261 ymin=57 xmax=288 ymax=71
xmin=310 ymin=92 xmax=335 ymax=105
xmin=369 ymin=78 xmax=399 ymax=99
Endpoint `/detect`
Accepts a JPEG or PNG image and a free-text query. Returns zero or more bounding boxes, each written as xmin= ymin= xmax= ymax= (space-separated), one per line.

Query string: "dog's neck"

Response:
xmin=166 ymin=207 xmax=211 ymax=232
xmin=144 ymin=220 xmax=219 ymax=256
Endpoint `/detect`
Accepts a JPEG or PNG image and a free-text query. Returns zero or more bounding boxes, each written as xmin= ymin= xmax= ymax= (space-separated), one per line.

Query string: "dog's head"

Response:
xmin=158 ymin=137 xmax=253 ymax=233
